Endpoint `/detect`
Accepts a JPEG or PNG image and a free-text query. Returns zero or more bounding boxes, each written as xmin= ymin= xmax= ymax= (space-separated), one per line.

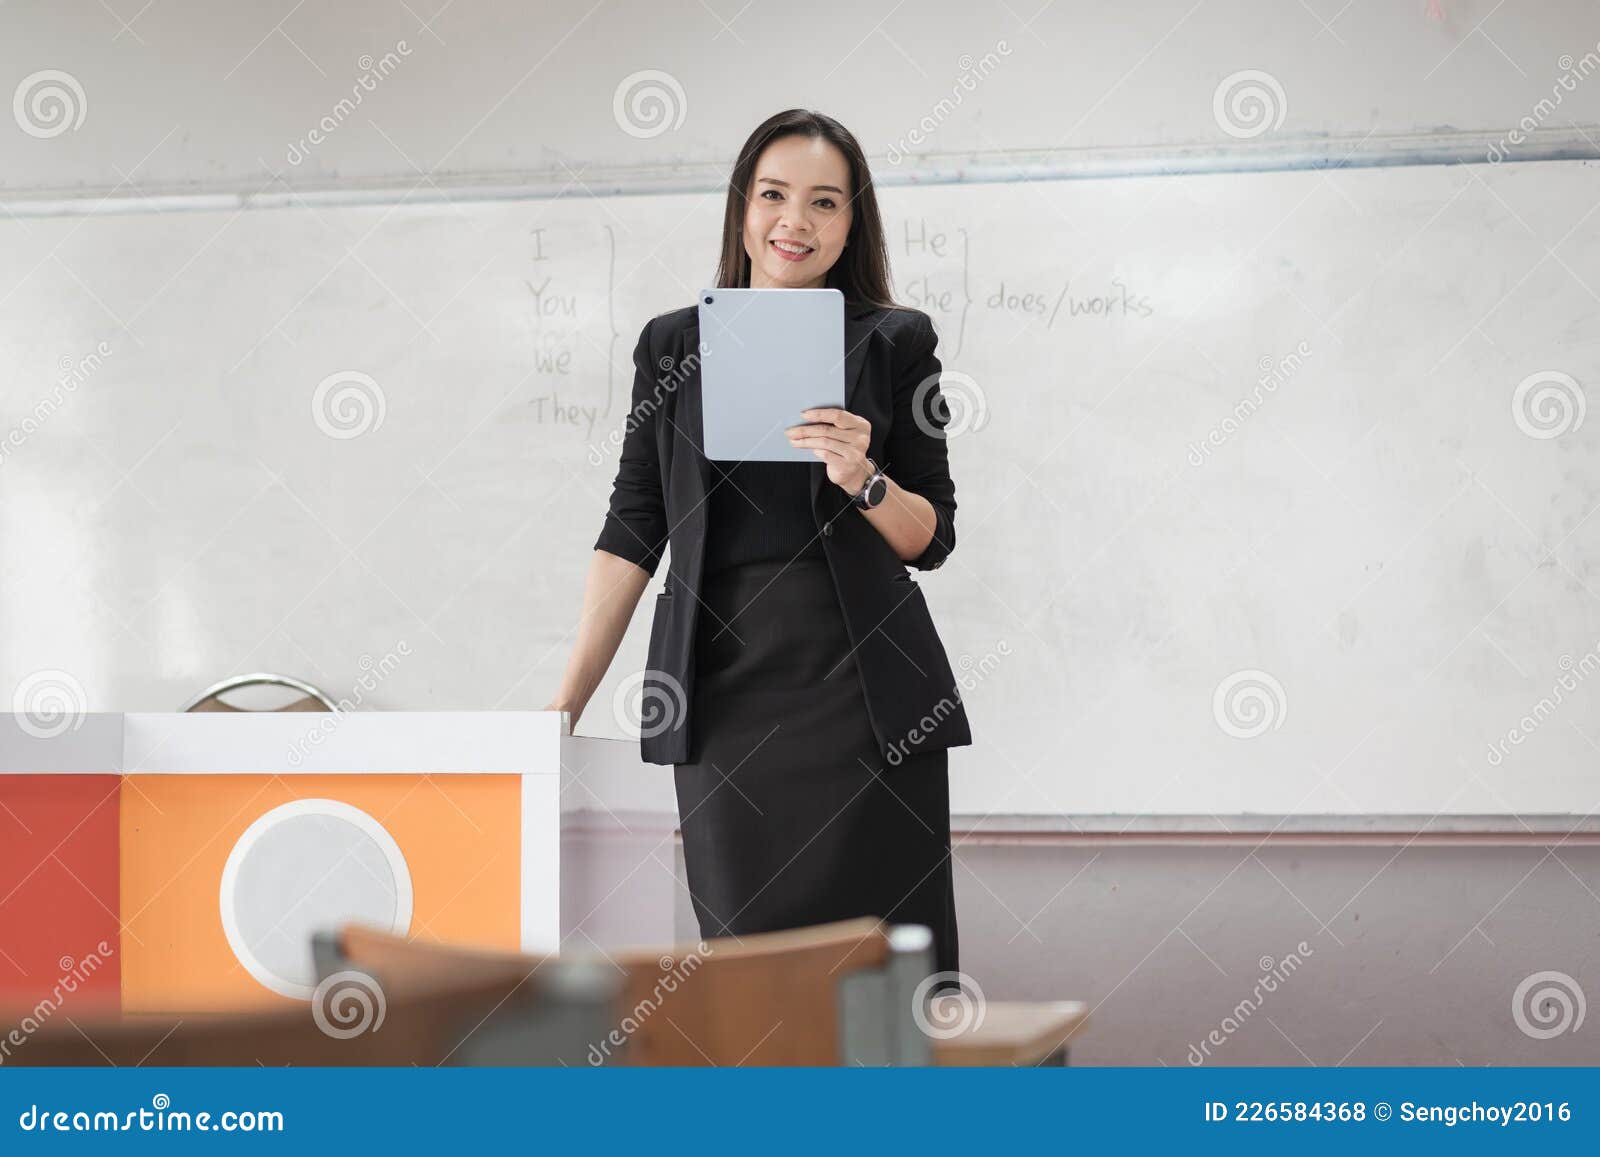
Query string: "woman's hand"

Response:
xmin=542 ymin=700 xmax=579 ymax=735
xmin=786 ymin=407 xmax=873 ymax=495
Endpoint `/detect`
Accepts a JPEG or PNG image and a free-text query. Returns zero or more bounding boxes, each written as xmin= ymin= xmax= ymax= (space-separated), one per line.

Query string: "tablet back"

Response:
xmin=697 ymin=287 xmax=845 ymax=462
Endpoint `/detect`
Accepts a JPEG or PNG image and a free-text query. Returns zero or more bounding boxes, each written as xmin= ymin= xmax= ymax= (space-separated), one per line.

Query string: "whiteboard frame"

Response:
xmin=4 ymin=126 xmax=1596 ymax=219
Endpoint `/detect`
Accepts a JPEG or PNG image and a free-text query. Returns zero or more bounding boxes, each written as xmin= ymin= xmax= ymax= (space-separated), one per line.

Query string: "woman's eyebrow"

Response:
xmin=756 ymin=177 xmax=846 ymax=195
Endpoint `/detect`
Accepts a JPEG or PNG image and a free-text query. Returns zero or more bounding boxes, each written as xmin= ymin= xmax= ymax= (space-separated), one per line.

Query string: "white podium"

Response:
xmin=0 ymin=710 xmax=658 ymax=1012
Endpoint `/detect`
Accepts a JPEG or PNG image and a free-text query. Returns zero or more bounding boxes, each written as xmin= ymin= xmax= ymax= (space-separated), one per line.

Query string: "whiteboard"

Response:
xmin=2 ymin=156 xmax=1597 ymax=816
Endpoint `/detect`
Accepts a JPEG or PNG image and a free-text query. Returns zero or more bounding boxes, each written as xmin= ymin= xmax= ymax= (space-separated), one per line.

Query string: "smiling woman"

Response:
xmin=554 ymin=110 xmax=971 ymax=991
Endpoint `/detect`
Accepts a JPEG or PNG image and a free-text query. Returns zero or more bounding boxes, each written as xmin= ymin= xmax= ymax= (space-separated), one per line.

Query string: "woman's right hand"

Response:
xmin=543 ymin=700 xmax=579 ymax=734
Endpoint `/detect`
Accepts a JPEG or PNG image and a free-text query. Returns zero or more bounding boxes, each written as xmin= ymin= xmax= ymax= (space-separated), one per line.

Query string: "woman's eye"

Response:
xmin=758 ymin=190 xmax=836 ymax=209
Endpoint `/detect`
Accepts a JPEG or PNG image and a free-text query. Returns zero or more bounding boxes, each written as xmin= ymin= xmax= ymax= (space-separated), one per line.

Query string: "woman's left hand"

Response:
xmin=787 ymin=408 xmax=873 ymax=495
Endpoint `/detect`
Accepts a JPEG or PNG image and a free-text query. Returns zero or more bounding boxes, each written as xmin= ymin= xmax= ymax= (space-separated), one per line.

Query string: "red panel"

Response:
xmin=0 ymin=775 xmax=122 ymax=1016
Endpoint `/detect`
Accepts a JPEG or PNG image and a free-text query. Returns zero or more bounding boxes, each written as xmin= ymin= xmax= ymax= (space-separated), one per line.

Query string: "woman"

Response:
xmin=550 ymin=110 xmax=971 ymax=982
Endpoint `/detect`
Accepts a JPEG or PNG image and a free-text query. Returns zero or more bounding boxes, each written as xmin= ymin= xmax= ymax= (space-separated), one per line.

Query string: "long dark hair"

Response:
xmin=714 ymin=110 xmax=899 ymax=312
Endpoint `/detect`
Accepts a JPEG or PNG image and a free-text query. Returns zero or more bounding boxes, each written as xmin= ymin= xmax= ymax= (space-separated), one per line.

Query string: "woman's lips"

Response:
xmin=770 ymin=240 xmax=813 ymax=262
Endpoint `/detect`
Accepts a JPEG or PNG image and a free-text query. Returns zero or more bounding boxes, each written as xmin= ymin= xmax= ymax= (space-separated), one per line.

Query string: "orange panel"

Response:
xmin=120 ymin=774 xmax=522 ymax=1013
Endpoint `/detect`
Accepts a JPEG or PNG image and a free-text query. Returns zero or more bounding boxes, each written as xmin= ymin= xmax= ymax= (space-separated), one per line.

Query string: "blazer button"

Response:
xmin=821 ymin=522 xmax=833 ymax=537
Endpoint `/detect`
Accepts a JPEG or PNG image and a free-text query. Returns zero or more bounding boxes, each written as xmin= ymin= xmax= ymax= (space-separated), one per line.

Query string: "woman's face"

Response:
xmin=742 ymin=134 xmax=854 ymax=291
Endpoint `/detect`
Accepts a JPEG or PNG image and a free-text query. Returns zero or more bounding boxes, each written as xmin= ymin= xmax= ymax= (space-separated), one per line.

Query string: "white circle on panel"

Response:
xmin=219 ymin=798 xmax=413 ymax=1000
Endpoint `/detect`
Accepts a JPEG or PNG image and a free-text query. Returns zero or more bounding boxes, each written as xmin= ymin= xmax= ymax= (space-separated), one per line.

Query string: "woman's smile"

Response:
xmin=770 ymin=238 xmax=815 ymax=262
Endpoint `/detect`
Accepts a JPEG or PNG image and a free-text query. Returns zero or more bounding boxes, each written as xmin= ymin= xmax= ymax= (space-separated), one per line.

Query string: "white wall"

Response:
xmin=5 ymin=0 xmax=1598 ymax=198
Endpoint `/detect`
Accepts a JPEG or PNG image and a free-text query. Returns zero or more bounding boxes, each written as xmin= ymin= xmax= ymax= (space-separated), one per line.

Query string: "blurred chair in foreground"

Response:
xmin=1 ymin=956 xmax=617 ymax=1066
xmin=315 ymin=917 xmax=938 ymax=1066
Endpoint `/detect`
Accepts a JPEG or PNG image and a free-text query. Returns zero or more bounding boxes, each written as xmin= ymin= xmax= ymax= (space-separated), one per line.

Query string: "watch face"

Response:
xmin=865 ymin=475 xmax=887 ymax=507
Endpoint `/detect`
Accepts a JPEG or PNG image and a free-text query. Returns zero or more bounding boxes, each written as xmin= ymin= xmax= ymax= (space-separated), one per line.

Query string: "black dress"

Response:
xmin=672 ymin=459 xmax=960 ymax=981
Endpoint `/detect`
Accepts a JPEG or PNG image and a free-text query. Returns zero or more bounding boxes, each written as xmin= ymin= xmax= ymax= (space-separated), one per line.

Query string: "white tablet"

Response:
xmin=697 ymin=287 xmax=845 ymax=462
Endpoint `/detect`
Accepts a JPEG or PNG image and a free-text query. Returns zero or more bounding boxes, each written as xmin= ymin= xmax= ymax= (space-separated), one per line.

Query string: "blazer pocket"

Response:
xmin=645 ymin=590 xmax=675 ymax=669
xmin=641 ymin=589 xmax=690 ymax=737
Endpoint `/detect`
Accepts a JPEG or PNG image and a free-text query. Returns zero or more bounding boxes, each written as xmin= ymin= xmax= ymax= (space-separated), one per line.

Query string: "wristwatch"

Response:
xmin=849 ymin=457 xmax=889 ymax=510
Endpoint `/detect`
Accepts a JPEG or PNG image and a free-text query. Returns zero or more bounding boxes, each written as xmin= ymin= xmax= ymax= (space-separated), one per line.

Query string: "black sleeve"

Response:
xmin=592 ymin=317 xmax=669 ymax=576
xmin=882 ymin=310 xmax=957 ymax=571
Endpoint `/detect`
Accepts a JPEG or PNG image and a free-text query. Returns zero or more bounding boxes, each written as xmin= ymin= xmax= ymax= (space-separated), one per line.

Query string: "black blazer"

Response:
xmin=594 ymin=299 xmax=973 ymax=766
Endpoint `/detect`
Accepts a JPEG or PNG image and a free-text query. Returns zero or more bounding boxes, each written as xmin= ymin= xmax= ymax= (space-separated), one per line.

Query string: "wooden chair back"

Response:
xmin=320 ymin=917 xmax=932 ymax=1065
xmin=1 ymin=958 xmax=616 ymax=1066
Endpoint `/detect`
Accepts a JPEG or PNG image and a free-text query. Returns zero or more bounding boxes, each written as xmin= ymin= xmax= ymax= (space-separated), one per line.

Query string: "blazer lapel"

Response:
xmin=675 ymin=303 xmax=879 ymax=518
